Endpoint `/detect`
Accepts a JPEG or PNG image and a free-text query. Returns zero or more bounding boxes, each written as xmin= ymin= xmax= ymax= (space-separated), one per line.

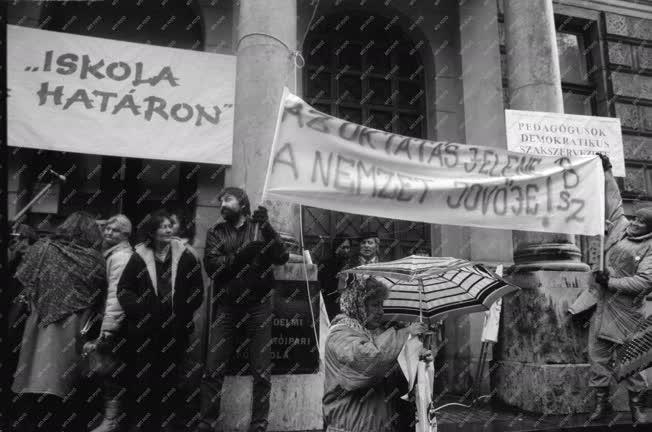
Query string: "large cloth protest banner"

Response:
xmin=7 ymin=25 xmax=235 ymax=164
xmin=263 ymin=89 xmax=605 ymax=236
xmin=505 ymin=109 xmax=625 ymax=177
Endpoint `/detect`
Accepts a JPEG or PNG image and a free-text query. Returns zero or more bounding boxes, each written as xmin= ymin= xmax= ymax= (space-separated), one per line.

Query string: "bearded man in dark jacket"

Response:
xmin=198 ymin=187 xmax=289 ymax=432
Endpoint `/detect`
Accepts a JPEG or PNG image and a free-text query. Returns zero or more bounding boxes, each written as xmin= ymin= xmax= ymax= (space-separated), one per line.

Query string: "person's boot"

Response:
xmin=588 ymin=387 xmax=612 ymax=422
xmin=629 ymin=390 xmax=649 ymax=425
xmin=90 ymin=399 xmax=124 ymax=432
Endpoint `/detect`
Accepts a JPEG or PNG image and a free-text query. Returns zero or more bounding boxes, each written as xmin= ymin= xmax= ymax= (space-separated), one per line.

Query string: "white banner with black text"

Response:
xmin=263 ymin=89 xmax=605 ymax=236
xmin=8 ymin=24 xmax=235 ymax=164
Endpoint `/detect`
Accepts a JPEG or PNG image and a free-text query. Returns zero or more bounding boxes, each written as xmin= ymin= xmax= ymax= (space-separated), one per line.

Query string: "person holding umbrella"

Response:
xmin=323 ymin=275 xmax=432 ymax=432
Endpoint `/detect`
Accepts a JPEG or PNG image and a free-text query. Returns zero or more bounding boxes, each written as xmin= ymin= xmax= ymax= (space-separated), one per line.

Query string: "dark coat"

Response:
xmin=319 ymin=255 xmax=350 ymax=320
xmin=204 ymin=218 xmax=289 ymax=306
xmin=593 ymin=170 xmax=652 ymax=344
xmin=117 ymin=239 xmax=203 ymax=347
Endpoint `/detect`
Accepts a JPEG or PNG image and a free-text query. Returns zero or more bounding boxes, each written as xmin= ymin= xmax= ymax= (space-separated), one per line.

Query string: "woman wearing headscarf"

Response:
xmin=12 ymin=211 xmax=106 ymax=431
xmin=117 ymin=209 xmax=203 ymax=432
xmin=323 ymin=276 xmax=430 ymax=432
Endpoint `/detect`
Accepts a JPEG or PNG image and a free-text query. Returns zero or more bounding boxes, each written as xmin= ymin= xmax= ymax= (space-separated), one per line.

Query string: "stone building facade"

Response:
xmin=6 ymin=0 xmax=652 ymax=428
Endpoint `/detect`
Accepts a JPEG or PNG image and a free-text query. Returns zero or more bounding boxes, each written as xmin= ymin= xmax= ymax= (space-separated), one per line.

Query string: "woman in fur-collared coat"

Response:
xmin=118 ymin=209 xmax=203 ymax=432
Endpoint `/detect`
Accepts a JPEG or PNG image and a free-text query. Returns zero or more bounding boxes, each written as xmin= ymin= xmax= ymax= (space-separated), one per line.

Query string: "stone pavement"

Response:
xmin=435 ymin=399 xmax=650 ymax=431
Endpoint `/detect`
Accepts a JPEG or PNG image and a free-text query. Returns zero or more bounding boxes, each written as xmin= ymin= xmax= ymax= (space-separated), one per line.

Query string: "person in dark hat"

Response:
xmin=336 ymin=231 xmax=382 ymax=292
xmin=588 ymin=154 xmax=652 ymax=425
xmin=348 ymin=231 xmax=381 ymax=268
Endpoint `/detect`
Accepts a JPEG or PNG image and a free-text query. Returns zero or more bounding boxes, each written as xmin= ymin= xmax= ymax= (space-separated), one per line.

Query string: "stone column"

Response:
xmin=227 ymin=0 xmax=301 ymax=245
xmin=218 ymin=2 xmax=324 ymax=431
xmin=505 ymin=0 xmax=587 ymax=272
xmin=493 ymin=0 xmax=593 ymax=414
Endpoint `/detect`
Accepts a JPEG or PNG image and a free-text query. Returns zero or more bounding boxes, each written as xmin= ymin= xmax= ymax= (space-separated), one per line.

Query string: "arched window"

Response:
xmin=302 ymin=11 xmax=429 ymax=261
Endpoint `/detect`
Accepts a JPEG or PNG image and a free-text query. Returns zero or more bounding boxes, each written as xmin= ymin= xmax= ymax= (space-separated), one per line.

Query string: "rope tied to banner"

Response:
xmin=296 ymin=0 xmax=321 ymax=363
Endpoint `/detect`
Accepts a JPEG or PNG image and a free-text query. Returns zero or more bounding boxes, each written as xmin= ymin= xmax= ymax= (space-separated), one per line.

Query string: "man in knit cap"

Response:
xmin=588 ymin=155 xmax=652 ymax=425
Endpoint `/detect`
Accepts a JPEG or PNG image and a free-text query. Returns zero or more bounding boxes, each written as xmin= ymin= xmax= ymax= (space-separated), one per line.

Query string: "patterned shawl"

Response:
xmin=16 ymin=238 xmax=107 ymax=327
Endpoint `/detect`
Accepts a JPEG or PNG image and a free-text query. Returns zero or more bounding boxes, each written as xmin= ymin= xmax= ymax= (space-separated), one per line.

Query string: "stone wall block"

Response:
xmin=608 ymin=42 xmax=633 ymax=67
xmin=623 ymin=134 xmax=652 ymax=160
xmin=611 ymin=71 xmax=652 ymax=99
xmin=642 ymin=106 xmax=652 ymax=131
xmin=624 ymin=165 xmax=646 ymax=195
xmin=606 ymin=13 xmax=652 ymax=41
xmin=615 ymin=102 xmax=641 ymax=130
xmin=639 ymin=46 xmax=652 ymax=70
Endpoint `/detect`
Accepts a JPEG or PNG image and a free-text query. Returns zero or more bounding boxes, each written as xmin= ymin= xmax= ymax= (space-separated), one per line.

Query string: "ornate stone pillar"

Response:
xmin=493 ymin=0 xmax=593 ymax=414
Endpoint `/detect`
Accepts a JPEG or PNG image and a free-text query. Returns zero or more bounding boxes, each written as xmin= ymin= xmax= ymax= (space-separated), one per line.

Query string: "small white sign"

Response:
xmin=505 ymin=109 xmax=625 ymax=177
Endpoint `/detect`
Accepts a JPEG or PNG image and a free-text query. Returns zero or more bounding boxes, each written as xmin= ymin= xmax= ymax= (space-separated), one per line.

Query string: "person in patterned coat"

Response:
xmin=323 ymin=276 xmax=431 ymax=432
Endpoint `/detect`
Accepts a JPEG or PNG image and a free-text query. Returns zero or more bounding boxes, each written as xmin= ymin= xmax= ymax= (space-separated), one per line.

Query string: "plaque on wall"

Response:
xmin=226 ymin=279 xmax=321 ymax=375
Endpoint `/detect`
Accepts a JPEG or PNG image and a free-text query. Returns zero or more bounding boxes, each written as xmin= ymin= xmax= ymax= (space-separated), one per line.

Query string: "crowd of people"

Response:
xmin=4 ymin=153 xmax=651 ymax=432
xmin=6 ymin=208 xmax=205 ymax=432
xmin=4 ymin=185 xmax=436 ymax=432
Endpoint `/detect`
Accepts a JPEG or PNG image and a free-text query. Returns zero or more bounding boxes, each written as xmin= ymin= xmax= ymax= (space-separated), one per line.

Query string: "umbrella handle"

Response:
xmin=418 ymin=279 xmax=424 ymax=324
xmin=253 ymin=222 xmax=260 ymax=241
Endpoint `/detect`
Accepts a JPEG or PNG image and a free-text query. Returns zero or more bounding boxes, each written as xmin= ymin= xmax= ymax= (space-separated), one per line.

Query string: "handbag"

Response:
xmin=78 ymin=314 xmax=117 ymax=378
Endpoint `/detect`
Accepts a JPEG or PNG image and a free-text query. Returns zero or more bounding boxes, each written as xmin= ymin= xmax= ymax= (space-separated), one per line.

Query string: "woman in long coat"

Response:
xmin=12 ymin=211 xmax=106 ymax=431
xmin=117 ymin=209 xmax=203 ymax=432
xmin=323 ymin=276 xmax=429 ymax=432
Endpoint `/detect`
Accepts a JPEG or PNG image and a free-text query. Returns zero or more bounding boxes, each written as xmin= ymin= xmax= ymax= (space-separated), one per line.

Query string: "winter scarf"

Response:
xmin=16 ymin=238 xmax=106 ymax=327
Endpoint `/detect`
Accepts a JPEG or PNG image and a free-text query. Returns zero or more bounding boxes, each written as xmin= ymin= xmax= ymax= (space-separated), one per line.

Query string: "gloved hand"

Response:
xmin=253 ymin=206 xmax=279 ymax=241
xmin=596 ymin=153 xmax=612 ymax=171
xmin=593 ymin=269 xmax=610 ymax=289
xmin=252 ymin=206 xmax=269 ymax=225
xmin=233 ymin=241 xmax=266 ymax=269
